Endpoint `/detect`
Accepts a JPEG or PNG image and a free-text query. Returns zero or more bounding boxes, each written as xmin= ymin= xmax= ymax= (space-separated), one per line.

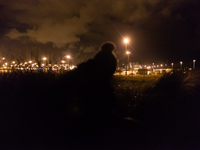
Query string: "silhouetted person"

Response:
xmin=67 ymin=41 xmax=117 ymax=116
xmin=74 ymin=41 xmax=117 ymax=109
xmin=76 ymin=41 xmax=117 ymax=82
xmin=44 ymin=42 xmax=118 ymax=140
xmin=93 ymin=41 xmax=117 ymax=79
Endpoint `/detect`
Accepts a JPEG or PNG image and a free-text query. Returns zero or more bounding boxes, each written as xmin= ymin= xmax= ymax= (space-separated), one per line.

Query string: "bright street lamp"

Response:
xmin=124 ymin=38 xmax=129 ymax=53
xmin=126 ymin=51 xmax=131 ymax=62
xmin=42 ymin=57 xmax=47 ymax=61
xmin=124 ymin=38 xmax=129 ymax=75
xmin=66 ymin=55 xmax=71 ymax=59
xmin=193 ymin=60 xmax=196 ymax=69
xmin=171 ymin=63 xmax=174 ymax=69
xmin=180 ymin=61 xmax=183 ymax=70
xmin=66 ymin=55 xmax=71 ymax=70
xmin=42 ymin=57 xmax=47 ymax=71
xmin=124 ymin=38 xmax=129 ymax=44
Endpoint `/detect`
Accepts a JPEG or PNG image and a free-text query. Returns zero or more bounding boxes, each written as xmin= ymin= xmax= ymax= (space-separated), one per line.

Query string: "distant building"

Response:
xmin=138 ymin=69 xmax=148 ymax=75
xmin=152 ymin=68 xmax=172 ymax=75
xmin=131 ymin=62 xmax=140 ymax=71
xmin=114 ymin=61 xmax=173 ymax=76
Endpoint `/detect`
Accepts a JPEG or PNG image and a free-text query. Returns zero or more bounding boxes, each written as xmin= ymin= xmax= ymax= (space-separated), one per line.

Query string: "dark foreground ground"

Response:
xmin=0 ymin=70 xmax=200 ymax=150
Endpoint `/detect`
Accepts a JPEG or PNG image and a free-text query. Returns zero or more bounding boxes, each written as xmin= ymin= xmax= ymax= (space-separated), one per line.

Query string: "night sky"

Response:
xmin=0 ymin=0 xmax=200 ymax=65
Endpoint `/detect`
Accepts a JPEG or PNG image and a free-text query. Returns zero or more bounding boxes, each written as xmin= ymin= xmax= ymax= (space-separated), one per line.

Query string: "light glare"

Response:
xmin=124 ymin=38 xmax=129 ymax=43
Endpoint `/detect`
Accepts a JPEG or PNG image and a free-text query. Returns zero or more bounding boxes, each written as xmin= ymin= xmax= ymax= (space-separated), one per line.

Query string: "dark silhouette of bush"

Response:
xmin=0 ymin=42 xmax=120 ymax=149
xmin=133 ymin=70 xmax=200 ymax=148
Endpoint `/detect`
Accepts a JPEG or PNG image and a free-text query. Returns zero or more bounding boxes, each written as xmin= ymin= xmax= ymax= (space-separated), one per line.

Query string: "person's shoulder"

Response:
xmin=78 ymin=59 xmax=95 ymax=68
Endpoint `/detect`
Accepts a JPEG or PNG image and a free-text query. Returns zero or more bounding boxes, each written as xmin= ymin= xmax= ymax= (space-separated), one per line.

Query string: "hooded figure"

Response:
xmin=93 ymin=41 xmax=117 ymax=80
xmin=76 ymin=41 xmax=117 ymax=82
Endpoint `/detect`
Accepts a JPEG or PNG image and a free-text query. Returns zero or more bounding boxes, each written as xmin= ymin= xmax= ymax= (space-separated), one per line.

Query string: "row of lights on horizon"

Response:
xmin=0 ymin=55 xmax=72 ymax=68
xmin=0 ymin=38 xmax=198 ymax=71
xmin=123 ymin=37 xmax=197 ymax=70
xmin=139 ymin=60 xmax=196 ymax=70
xmin=151 ymin=60 xmax=196 ymax=69
xmin=177 ymin=60 xmax=196 ymax=70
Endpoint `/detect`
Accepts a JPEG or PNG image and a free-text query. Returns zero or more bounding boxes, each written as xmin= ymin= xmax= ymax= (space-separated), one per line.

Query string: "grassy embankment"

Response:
xmin=111 ymin=74 xmax=163 ymax=117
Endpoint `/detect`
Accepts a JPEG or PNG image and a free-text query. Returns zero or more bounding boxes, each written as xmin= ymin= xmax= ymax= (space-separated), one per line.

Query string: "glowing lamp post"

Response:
xmin=11 ymin=61 xmax=15 ymax=70
xmin=193 ymin=60 xmax=196 ymax=70
xmin=124 ymin=38 xmax=129 ymax=75
xmin=43 ymin=57 xmax=47 ymax=61
xmin=42 ymin=57 xmax=47 ymax=71
xmin=60 ymin=60 xmax=65 ymax=70
xmin=29 ymin=60 xmax=32 ymax=70
xmin=180 ymin=61 xmax=183 ymax=70
xmin=126 ymin=51 xmax=131 ymax=62
xmin=66 ymin=55 xmax=71 ymax=70
xmin=43 ymin=57 xmax=47 ymax=65
xmin=171 ymin=63 xmax=174 ymax=69
xmin=124 ymin=38 xmax=129 ymax=45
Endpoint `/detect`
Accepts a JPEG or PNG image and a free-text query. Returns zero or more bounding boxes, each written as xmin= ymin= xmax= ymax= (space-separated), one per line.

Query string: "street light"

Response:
xmin=11 ymin=61 xmax=15 ymax=70
xmin=124 ymin=38 xmax=129 ymax=75
xmin=66 ymin=55 xmax=71 ymax=70
xmin=152 ymin=63 xmax=154 ymax=69
xmin=66 ymin=55 xmax=71 ymax=59
xmin=126 ymin=51 xmax=131 ymax=62
xmin=124 ymin=38 xmax=129 ymax=53
xmin=193 ymin=60 xmax=196 ymax=70
xmin=180 ymin=61 xmax=183 ymax=70
xmin=61 ymin=60 xmax=65 ymax=70
xmin=28 ymin=60 xmax=32 ymax=70
xmin=124 ymin=38 xmax=129 ymax=44
xmin=42 ymin=57 xmax=47 ymax=66
xmin=42 ymin=57 xmax=47 ymax=61
xmin=42 ymin=57 xmax=47 ymax=71
xmin=171 ymin=63 xmax=174 ymax=69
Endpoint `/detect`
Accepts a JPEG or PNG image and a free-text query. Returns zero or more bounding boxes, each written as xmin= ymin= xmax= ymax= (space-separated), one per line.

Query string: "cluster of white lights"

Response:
xmin=0 ymin=55 xmax=75 ymax=71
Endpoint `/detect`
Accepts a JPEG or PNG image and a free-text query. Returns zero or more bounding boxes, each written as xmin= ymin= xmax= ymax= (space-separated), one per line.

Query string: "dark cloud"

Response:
xmin=0 ymin=0 xmax=200 ymax=64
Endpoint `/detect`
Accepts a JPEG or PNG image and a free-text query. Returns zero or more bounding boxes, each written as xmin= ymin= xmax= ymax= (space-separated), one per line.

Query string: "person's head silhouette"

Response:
xmin=91 ymin=41 xmax=117 ymax=80
xmin=100 ymin=41 xmax=116 ymax=52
